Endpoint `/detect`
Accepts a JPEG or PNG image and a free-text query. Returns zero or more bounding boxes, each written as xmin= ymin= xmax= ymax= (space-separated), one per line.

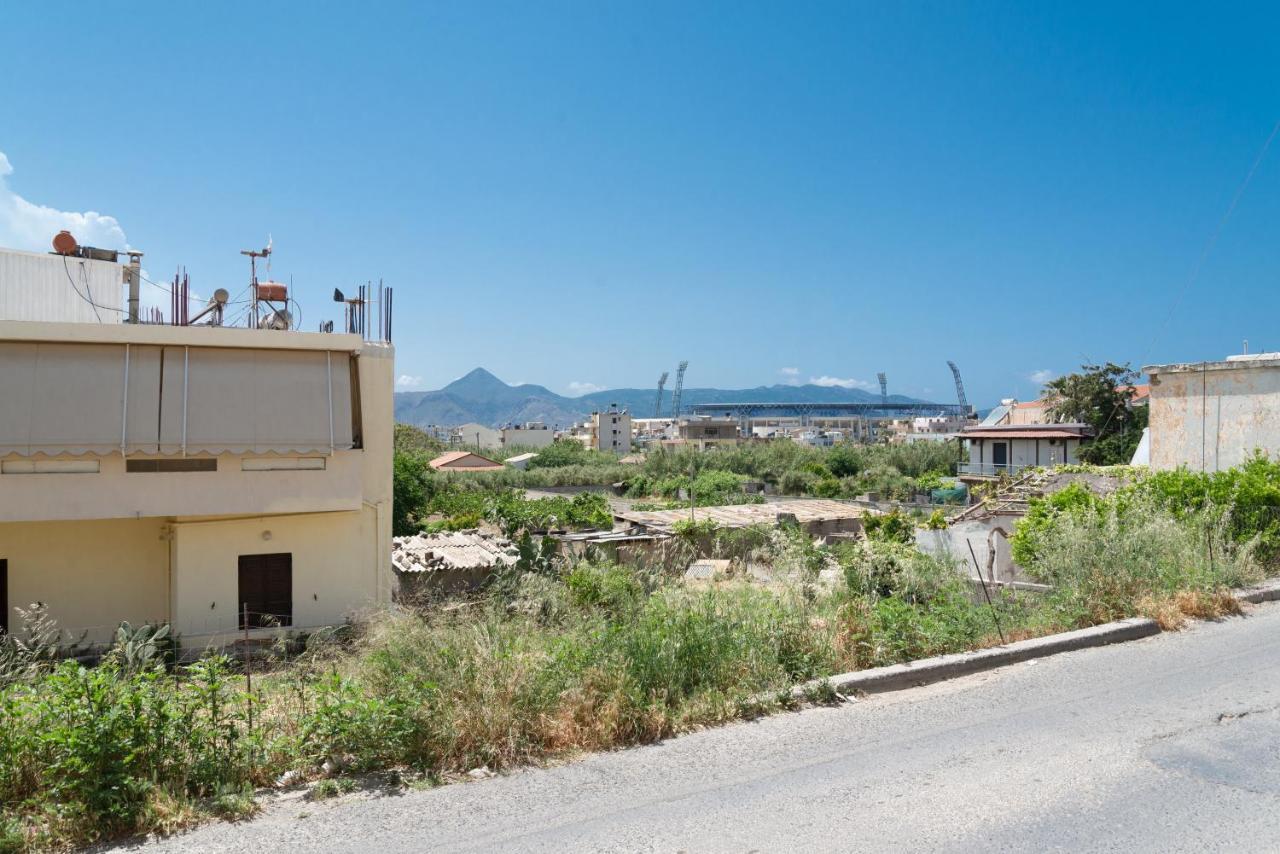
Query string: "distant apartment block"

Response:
xmin=499 ymin=421 xmax=555 ymax=449
xmin=590 ymin=404 xmax=632 ymax=454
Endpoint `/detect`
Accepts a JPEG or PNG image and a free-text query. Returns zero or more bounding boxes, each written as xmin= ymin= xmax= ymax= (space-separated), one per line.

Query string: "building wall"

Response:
xmin=0 ymin=248 xmax=126 ymax=324
xmin=1147 ymin=361 xmax=1280 ymax=471
xmin=171 ymin=507 xmax=384 ymax=648
xmin=0 ymin=452 xmax=363 ymax=523
xmin=500 ymin=427 xmax=555 ymax=449
xmin=0 ymin=517 xmax=169 ymax=643
xmin=969 ymin=437 xmax=1079 ymax=469
xmin=0 ymin=324 xmax=396 ymax=647
xmin=592 ymin=409 xmax=632 ymax=453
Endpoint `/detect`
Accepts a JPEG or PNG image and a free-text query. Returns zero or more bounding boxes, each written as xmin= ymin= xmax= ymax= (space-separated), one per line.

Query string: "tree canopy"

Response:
xmin=1043 ymin=362 xmax=1147 ymax=465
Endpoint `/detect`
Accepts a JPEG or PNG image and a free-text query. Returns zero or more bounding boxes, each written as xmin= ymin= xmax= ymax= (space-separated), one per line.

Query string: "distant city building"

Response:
xmin=667 ymin=417 xmax=741 ymax=451
xmin=590 ymin=404 xmax=632 ymax=454
xmin=499 ymin=421 xmax=555 ymax=449
xmin=450 ymin=423 xmax=500 ymax=450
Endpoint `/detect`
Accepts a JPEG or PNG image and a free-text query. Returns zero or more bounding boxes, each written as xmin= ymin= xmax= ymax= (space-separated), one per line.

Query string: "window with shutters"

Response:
xmin=238 ymin=553 xmax=292 ymax=628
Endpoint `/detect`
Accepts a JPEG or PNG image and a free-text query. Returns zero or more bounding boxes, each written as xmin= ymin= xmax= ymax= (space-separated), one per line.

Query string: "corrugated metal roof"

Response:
xmin=392 ymin=531 xmax=520 ymax=573
xmin=614 ymin=499 xmax=869 ymax=532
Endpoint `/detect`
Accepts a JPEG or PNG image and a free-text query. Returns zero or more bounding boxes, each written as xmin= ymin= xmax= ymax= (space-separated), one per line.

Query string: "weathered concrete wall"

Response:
xmin=1148 ymin=361 xmax=1280 ymax=471
xmin=916 ymin=517 xmax=1025 ymax=583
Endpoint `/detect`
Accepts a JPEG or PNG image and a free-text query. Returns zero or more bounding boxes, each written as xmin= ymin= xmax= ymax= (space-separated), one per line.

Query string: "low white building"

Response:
xmin=957 ymin=423 xmax=1091 ymax=479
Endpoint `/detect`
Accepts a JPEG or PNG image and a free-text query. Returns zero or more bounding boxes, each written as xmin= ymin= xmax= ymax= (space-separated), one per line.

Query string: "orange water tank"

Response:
xmin=255 ymin=281 xmax=288 ymax=302
xmin=52 ymin=230 xmax=78 ymax=255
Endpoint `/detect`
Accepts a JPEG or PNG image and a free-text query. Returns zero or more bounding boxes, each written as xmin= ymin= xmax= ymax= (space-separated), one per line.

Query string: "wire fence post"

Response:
xmin=966 ymin=539 xmax=1006 ymax=645
xmin=243 ymin=602 xmax=253 ymax=732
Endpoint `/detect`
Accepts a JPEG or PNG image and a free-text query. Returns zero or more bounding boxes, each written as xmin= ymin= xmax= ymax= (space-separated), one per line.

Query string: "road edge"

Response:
xmin=804 ymin=617 xmax=1161 ymax=697
xmin=796 ymin=578 xmax=1280 ymax=699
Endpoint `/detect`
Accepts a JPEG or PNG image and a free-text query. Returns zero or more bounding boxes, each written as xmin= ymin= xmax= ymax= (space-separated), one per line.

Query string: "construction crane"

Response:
xmin=947 ymin=360 xmax=970 ymax=412
xmin=653 ymin=371 xmax=669 ymax=418
xmin=877 ymin=372 xmax=888 ymax=409
xmin=671 ymin=360 xmax=689 ymax=417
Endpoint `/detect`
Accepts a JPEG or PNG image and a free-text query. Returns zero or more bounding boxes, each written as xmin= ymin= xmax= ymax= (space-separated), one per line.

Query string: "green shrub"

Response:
xmin=863 ymin=509 xmax=914 ymax=544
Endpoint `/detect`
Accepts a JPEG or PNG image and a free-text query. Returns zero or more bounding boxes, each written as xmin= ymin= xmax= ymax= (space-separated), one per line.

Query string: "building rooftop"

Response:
xmin=0 ymin=318 xmax=366 ymax=352
xmin=392 ymin=532 xmax=519 ymax=573
xmin=428 ymin=450 xmax=505 ymax=471
xmin=960 ymin=424 xmax=1091 ymax=440
xmin=1145 ymin=355 xmax=1280 ymax=374
xmin=614 ymin=499 xmax=870 ymax=532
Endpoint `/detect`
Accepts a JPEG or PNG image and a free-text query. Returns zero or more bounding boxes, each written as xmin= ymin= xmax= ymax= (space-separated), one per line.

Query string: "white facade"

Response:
xmin=958 ymin=424 xmax=1089 ymax=477
xmin=0 ymin=247 xmax=126 ymax=325
xmin=499 ymin=422 xmax=555 ymax=449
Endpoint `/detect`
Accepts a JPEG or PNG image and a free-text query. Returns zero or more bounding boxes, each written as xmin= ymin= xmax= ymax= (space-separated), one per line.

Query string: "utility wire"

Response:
xmin=1080 ymin=119 xmax=1280 ymax=446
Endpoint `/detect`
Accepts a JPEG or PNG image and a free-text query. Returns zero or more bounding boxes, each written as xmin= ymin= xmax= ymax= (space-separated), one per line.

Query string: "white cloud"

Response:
xmin=396 ymin=375 xmax=425 ymax=390
xmin=0 ymin=151 xmax=129 ymax=254
xmin=809 ymin=375 xmax=877 ymax=391
xmin=1029 ymin=369 xmax=1056 ymax=385
xmin=567 ymin=381 xmax=604 ymax=395
xmin=778 ymin=367 xmax=799 ymax=376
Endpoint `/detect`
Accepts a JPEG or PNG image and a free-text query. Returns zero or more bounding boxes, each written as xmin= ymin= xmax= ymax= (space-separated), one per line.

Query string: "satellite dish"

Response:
xmin=211 ymin=288 xmax=230 ymax=306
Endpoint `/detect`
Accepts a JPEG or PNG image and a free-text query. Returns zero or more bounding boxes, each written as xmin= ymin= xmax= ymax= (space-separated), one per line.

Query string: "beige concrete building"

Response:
xmin=499 ymin=421 xmax=555 ymax=449
xmin=590 ymin=405 xmax=632 ymax=454
xmin=667 ymin=417 xmax=741 ymax=451
xmin=1144 ymin=354 xmax=1280 ymax=471
xmin=0 ymin=319 xmax=394 ymax=648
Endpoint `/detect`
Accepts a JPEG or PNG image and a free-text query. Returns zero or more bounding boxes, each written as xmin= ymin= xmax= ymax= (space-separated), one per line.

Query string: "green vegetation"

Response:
xmin=9 ymin=438 xmax=1280 ymax=849
xmin=1042 ymin=362 xmax=1148 ymax=466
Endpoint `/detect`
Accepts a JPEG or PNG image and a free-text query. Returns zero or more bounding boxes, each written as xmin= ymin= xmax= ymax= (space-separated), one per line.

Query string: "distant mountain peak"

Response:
xmin=444 ymin=367 xmax=510 ymax=396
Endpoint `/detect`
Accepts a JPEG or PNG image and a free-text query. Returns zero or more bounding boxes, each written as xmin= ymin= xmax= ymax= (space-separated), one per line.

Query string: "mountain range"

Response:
xmin=393 ymin=368 xmax=934 ymax=429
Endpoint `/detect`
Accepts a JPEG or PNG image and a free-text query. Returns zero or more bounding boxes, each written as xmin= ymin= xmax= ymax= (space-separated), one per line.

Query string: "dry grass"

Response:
xmin=1137 ymin=589 xmax=1243 ymax=630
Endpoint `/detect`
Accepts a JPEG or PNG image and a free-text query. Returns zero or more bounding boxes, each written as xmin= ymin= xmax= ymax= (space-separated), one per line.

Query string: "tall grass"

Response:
xmin=1024 ymin=494 xmax=1262 ymax=628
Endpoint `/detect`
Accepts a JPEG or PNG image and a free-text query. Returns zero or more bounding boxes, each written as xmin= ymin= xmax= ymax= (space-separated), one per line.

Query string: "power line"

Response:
xmin=61 ymin=255 xmax=122 ymax=320
xmin=1143 ymin=119 xmax=1280 ymax=362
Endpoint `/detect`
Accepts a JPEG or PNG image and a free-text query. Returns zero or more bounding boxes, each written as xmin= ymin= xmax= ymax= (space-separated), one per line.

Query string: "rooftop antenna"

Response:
xmin=671 ymin=360 xmax=689 ymax=417
xmin=877 ymin=372 xmax=888 ymax=409
xmin=653 ymin=371 xmax=669 ymax=418
xmin=240 ymin=242 xmax=272 ymax=328
xmin=947 ymin=360 xmax=971 ymax=414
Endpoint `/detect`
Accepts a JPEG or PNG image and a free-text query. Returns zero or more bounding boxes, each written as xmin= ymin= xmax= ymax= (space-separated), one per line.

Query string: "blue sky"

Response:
xmin=2 ymin=2 xmax=1278 ymax=406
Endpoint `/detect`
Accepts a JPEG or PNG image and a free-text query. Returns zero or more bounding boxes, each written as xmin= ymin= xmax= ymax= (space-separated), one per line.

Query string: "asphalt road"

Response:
xmin=120 ymin=603 xmax=1280 ymax=853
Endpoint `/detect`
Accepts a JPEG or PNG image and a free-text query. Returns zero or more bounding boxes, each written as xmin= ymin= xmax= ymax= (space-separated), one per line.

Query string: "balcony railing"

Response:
xmin=956 ymin=462 xmax=1036 ymax=477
